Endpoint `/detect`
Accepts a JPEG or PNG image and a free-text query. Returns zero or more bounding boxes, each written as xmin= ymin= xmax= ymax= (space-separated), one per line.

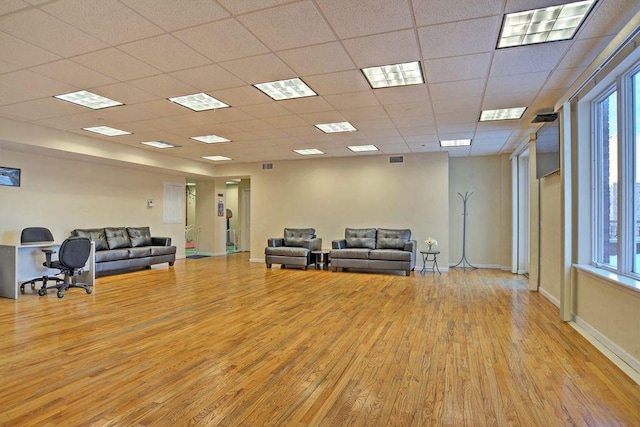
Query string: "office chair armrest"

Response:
xmin=41 ymin=248 xmax=56 ymax=267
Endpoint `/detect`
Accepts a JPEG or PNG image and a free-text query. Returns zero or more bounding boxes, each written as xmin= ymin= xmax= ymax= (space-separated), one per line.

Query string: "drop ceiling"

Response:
xmin=0 ymin=0 xmax=637 ymax=165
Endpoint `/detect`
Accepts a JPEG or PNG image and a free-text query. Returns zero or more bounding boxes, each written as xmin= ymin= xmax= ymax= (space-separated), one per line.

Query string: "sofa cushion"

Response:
xmin=72 ymin=228 xmax=109 ymax=251
xmin=127 ymin=226 xmax=152 ymax=247
xmin=265 ymin=246 xmax=309 ymax=257
xmin=376 ymin=228 xmax=411 ymax=249
xmin=345 ymin=228 xmax=376 ymax=249
xmin=150 ymin=246 xmax=177 ymax=256
xmin=369 ymin=249 xmax=412 ymax=261
xmin=129 ymin=247 xmax=151 ymax=259
xmin=330 ymin=248 xmax=371 ymax=259
xmin=95 ymin=248 xmax=130 ymax=263
xmin=283 ymin=228 xmax=315 ymax=247
xmin=105 ymin=227 xmax=132 ymax=249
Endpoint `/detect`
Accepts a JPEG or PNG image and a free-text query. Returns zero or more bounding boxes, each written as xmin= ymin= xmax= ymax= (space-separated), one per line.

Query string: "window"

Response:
xmin=592 ymin=65 xmax=640 ymax=279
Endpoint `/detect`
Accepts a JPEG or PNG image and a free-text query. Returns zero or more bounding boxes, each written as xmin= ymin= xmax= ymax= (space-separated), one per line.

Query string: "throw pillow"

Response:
xmin=127 ymin=226 xmax=152 ymax=248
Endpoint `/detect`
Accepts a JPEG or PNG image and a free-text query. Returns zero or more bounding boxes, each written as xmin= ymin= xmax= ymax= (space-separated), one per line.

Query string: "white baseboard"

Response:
xmin=538 ymin=287 xmax=560 ymax=307
xmin=250 ymin=258 xmax=264 ymax=263
xmin=572 ymin=316 xmax=640 ymax=385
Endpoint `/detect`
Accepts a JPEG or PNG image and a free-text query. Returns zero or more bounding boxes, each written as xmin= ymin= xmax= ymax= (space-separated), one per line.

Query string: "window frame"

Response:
xmin=591 ymin=61 xmax=640 ymax=281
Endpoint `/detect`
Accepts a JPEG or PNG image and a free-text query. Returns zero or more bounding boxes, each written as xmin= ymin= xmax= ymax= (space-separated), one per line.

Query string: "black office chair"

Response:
xmin=38 ymin=237 xmax=93 ymax=299
xmin=20 ymin=227 xmax=64 ymax=293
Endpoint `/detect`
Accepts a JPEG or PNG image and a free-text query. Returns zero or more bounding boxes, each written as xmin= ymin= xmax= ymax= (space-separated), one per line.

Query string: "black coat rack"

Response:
xmin=453 ymin=191 xmax=477 ymax=270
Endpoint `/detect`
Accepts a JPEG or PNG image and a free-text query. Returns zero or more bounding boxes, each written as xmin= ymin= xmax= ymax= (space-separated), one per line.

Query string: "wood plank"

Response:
xmin=0 ymin=254 xmax=638 ymax=426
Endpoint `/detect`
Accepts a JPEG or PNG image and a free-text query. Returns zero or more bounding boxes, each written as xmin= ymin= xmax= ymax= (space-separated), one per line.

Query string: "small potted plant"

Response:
xmin=425 ymin=237 xmax=438 ymax=252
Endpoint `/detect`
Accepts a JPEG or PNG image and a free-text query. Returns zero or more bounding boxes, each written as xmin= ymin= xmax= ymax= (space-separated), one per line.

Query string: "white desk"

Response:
xmin=0 ymin=241 xmax=95 ymax=299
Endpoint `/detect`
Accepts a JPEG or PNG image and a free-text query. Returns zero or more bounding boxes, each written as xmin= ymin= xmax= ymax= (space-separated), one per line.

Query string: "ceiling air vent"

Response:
xmin=262 ymin=162 xmax=274 ymax=170
xmin=532 ymin=113 xmax=558 ymax=123
xmin=389 ymin=155 xmax=404 ymax=164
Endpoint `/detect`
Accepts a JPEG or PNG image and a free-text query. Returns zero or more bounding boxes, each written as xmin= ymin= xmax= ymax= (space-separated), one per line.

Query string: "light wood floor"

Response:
xmin=1 ymin=253 xmax=638 ymax=426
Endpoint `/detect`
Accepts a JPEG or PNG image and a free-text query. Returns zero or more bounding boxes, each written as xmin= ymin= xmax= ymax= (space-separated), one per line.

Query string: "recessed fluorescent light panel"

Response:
xmin=168 ymin=93 xmax=229 ymax=111
xmin=82 ymin=126 xmax=131 ymax=136
xmin=142 ymin=141 xmax=178 ymax=149
xmin=479 ymin=107 xmax=527 ymax=121
xmin=348 ymin=145 xmax=379 ymax=152
xmin=254 ymin=78 xmax=317 ymax=100
xmin=293 ymin=148 xmax=324 ymax=156
xmin=315 ymin=122 xmax=357 ymax=133
xmin=54 ymin=90 xmax=123 ymax=110
xmin=203 ymin=155 xmax=232 ymax=161
xmin=440 ymin=139 xmax=472 ymax=147
xmin=361 ymin=61 xmax=424 ymax=89
xmin=498 ymin=0 xmax=596 ymax=48
xmin=191 ymin=135 xmax=231 ymax=144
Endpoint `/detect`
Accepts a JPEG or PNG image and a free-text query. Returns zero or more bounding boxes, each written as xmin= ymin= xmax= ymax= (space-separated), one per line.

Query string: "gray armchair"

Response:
xmin=265 ymin=228 xmax=322 ymax=270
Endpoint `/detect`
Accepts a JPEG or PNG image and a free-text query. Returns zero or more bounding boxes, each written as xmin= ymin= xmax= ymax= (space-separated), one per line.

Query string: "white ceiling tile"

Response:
xmin=238 ymin=2 xmax=335 ymax=51
xmin=393 ymin=115 xmax=436 ymax=127
xmin=262 ymin=115 xmax=309 ymax=129
xmin=303 ymin=71 xmax=371 ymax=95
xmin=385 ymin=102 xmax=433 ymax=118
xmin=201 ymin=108 xmax=255 ymax=123
xmin=490 ymin=42 xmax=570 ymax=77
xmin=544 ymin=66 xmax=587 ymax=91
xmin=418 ymin=16 xmax=501 ymax=60
xmin=72 ymin=48 xmax=162 ymax=81
xmin=399 ymin=127 xmax=438 ymax=138
xmin=0 ymin=32 xmax=61 ymax=68
xmin=0 ymin=81 xmax=45 ymax=105
xmin=342 ymin=29 xmax=420 ymax=68
xmin=170 ymin=64 xmax=245 ymax=93
xmin=414 ymin=0 xmax=504 ymax=26
xmin=32 ymin=111 xmax=124 ymax=131
xmin=119 ymin=34 xmax=211 ymax=73
xmin=0 ymin=1 xmax=29 ymax=16
xmin=424 ymin=53 xmax=492 ymax=83
xmin=0 ymin=69 xmax=76 ymax=98
xmin=220 ymin=54 xmax=296 ymax=84
xmin=482 ymin=92 xmax=537 ymax=110
xmin=128 ymin=74 xmax=198 ymax=98
xmin=238 ymin=103 xmax=292 ymax=119
xmin=435 ymin=111 xmax=478 ymax=125
xmin=297 ymin=111 xmax=346 ymax=124
xmin=407 ymin=141 xmax=440 ymax=152
xmin=437 ymin=123 xmax=477 ymax=134
xmin=0 ymin=8 xmax=108 ymax=57
xmin=212 ymin=86 xmax=271 ymax=107
xmin=432 ymin=97 xmax=482 ymax=115
xmin=558 ymin=36 xmax=615 ymax=69
xmin=316 ymin=0 xmax=413 ymax=39
xmin=216 ymin=0 xmax=294 ymax=15
xmin=485 ymin=72 xmax=550 ymax=96
xmin=0 ymin=61 xmax=20 ymax=74
xmin=340 ymin=105 xmax=388 ymax=122
xmin=134 ymin=99 xmax=187 ymax=117
xmin=281 ymin=97 xmax=335 ymax=114
xmin=31 ymin=59 xmax=116 ymax=88
xmin=121 ymin=0 xmax=230 ymax=32
xmin=277 ymin=43 xmax=355 ymax=76
xmin=94 ymin=105 xmax=159 ymax=124
xmin=325 ymin=91 xmax=379 ymax=109
xmin=0 ymin=97 xmax=85 ymax=121
xmin=577 ymin=0 xmax=638 ymax=39
xmin=43 ymin=0 xmax=164 ymax=45
xmin=430 ymin=79 xmax=486 ymax=101
xmin=374 ymin=85 xmax=430 ymax=105
xmin=93 ymin=83 xmax=157 ymax=105
xmin=174 ymin=19 xmax=268 ymax=63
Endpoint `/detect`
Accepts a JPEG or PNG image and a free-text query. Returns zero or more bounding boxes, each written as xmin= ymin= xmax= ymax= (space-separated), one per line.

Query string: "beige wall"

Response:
xmin=215 ymin=153 xmax=451 ymax=266
xmin=0 ymin=148 xmax=186 ymax=258
xmin=448 ymin=154 xmax=512 ymax=269
xmin=574 ymin=269 xmax=640 ymax=371
xmin=539 ymin=172 xmax=562 ymax=304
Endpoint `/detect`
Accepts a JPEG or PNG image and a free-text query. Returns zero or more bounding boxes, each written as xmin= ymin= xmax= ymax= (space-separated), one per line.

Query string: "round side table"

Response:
xmin=420 ymin=250 xmax=441 ymax=275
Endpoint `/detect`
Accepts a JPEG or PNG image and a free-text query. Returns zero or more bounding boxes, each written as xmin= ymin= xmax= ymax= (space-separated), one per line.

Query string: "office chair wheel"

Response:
xmin=86 ymin=288 xmax=92 ymax=294
xmin=57 ymin=291 xmax=64 ymax=298
xmin=38 ymin=289 xmax=46 ymax=296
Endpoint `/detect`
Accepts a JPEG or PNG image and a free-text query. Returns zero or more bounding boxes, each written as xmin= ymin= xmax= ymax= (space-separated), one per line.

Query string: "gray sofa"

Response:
xmin=331 ymin=228 xmax=416 ymax=276
xmin=71 ymin=226 xmax=176 ymax=276
xmin=265 ymin=228 xmax=322 ymax=270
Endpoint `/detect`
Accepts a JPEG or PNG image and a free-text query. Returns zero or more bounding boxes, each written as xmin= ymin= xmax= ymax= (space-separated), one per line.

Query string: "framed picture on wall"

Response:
xmin=0 ymin=166 xmax=20 ymax=187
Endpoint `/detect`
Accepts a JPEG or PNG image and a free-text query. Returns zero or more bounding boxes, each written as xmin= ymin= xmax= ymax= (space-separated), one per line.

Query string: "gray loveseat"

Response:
xmin=265 ymin=228 xmax=322 ymax=270
xmin=71 ymin=226 xmax=176 ymax=276
xmin=331 ymin=228 xmax=416 ymax=276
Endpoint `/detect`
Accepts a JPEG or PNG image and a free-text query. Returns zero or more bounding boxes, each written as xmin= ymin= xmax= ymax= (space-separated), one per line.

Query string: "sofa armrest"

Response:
xmin=404 ymin=240 xmax=417 ymax=260
xmin=152 ymin=236 xmax=172 ymax=246
xmin=332 ymin=239 xmax=346 ymax=249
xmin=301 ymin=237 xmax=322 ymax=251
xmin=268 ymin=238 xmax=284 ymax=247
